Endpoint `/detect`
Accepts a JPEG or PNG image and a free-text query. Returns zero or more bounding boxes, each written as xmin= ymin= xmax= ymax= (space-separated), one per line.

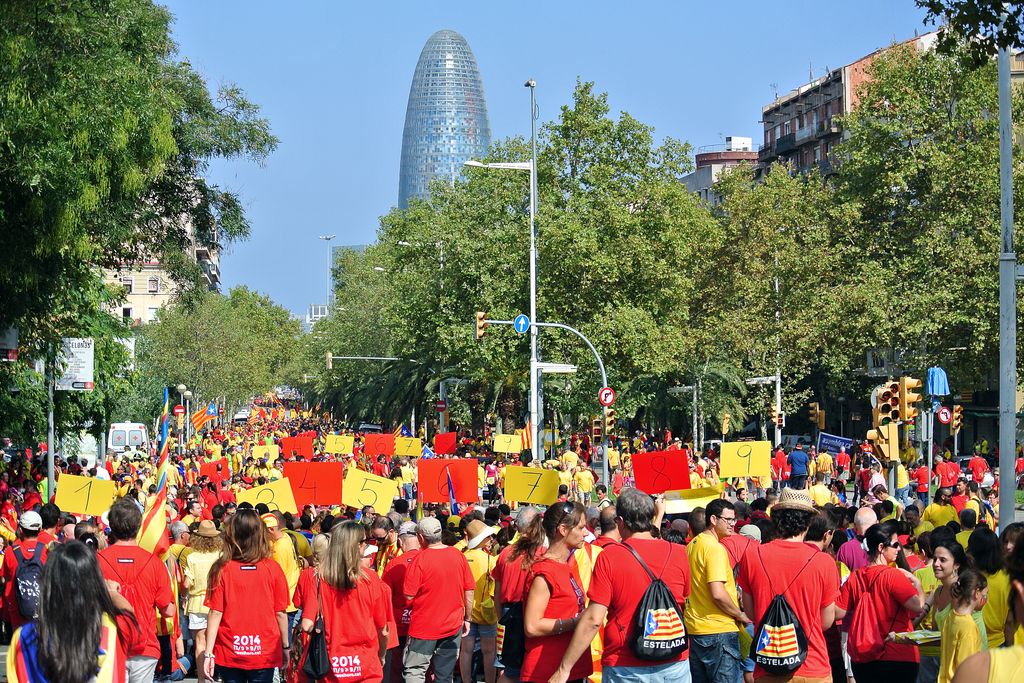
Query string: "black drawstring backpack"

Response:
xmin=751 ymin=548 xmax=816 ymax=675
xmin=622 ymin=541 xmax=688 ymax=660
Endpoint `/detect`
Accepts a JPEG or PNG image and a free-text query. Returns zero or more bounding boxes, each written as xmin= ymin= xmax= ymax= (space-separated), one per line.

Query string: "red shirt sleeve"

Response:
xmin=587 ymin=549 xmax=613 ymax=607
xmin=403 ymin=555 xmax=422 ymax=598
xmin=149 ymin=556 xmax=173 ymax=611
xmin=836 ymin=570 xmax=856 ymax=611
xmin=884 ymin=567 xmax=916 ymax=605
xmin=268 ymin=560 xmax=289 ymax=612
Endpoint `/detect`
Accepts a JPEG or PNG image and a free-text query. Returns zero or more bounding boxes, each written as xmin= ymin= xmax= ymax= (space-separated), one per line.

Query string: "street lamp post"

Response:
xmin=183 ymin=390 xmax=193 ymax=453
xmin=745 ymin=375 xmax=782 ymax=446
xmin=175 ymin=384 xmax=187 ymax=455
xmin=319 ymin=234 xmax=336 ymax=310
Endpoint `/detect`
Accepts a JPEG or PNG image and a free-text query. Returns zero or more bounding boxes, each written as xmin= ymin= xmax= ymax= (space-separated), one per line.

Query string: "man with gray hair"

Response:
xmin=492 ymin=506 xmax=539 ymax=682
xmin=403 ymin=516 xmax=476 ymax=683
xmin=551 ymin=489 xmax=692 ymax=682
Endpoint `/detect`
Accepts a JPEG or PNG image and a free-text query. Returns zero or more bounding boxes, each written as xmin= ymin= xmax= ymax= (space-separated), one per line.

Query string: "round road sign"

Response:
xmin=598 ymin=386 xmax=616 ymax=407
xmin=173 ymin=404 xmax=185 ymax=416
xmin=435 ymin=399 xmax=448 ymax=412
xmin=937 ymin=406 xmax=952 ymax=425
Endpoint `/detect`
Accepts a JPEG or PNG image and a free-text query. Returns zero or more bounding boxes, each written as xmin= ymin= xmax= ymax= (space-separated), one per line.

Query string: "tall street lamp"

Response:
xmin=176 ymin=384 xmax=187 ymax=455
xmin=464 ymin=80 xmax=540 ymax=461
xmin=183 ymin=390 xmax=193 ymax=451
xmin=318 ymin=234 xmax=336 ymax=310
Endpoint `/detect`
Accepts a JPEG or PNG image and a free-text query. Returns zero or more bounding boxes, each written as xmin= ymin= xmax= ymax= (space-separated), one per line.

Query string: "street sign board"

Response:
xmin=55 ymin=338 xmax=94 ymax=391
xmin=173 ymin=405 xmax=186 ymax=416
xmin=435 ymin=399 xmax=448 ymax=412
xmin=937 ymin=406 xmax=952 ymax=425
xmin=598 ymin=386 xmax=616 ymax=407
xmin=513 ymin=314 xmax=530 ymax=334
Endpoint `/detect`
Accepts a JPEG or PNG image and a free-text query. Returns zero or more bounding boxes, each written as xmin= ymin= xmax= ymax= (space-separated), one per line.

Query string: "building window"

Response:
xmin=147 ymin=307 xmax=159 ymax=322
xmin=148 ymin=276 xmax=160 ymax=294
xmin=814 ymin=146 xmax=822 ymax=163
xmin=120 ymin=277 xmax=133 ymax=294
xmin=121 ymin=307 xmax=132 ymax=322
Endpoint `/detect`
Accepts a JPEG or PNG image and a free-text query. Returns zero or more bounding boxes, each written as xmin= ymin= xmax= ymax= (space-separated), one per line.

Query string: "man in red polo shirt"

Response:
xmin=403 ymin=516 xmax=475 ymax=683
xmin=98 ymin=497 xmax=175 ymax=683
xmin=1 ymin=511 xmax=48 ymax=630
xmin=915 ymin=459 xmax=931 ymax=503
xmin=967 ymin=451 xmax=989 ymax=484
xmin=551 ymin=489 xmax=691 ymax=682
xmin=381 ymin=521 xmax=422 ymax=683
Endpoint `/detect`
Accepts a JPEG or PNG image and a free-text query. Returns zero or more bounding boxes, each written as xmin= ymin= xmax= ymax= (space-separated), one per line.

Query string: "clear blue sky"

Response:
xmin=164 ymin=1 xmax=932 ymax=317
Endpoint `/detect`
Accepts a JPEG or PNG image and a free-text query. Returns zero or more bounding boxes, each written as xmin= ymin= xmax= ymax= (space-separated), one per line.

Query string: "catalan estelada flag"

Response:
xmin=756 ymin=623 xmax=800 ymax=658
xmin=643 ymin=608 xmax=685 ymax=641
xmin=10 ymin=615 xmax=125 ymax=682
xmin=191 ymin=402 xmax=218 ymax=432
xmin=137 ymin=387 xmax=170 ymax=558
xmin=521 ymin=419 xmax=533 ymax=451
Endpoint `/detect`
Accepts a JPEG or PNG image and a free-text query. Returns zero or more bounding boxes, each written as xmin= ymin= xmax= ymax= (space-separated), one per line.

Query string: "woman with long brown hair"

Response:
xmin=184 ymin=520 xmax=224 ymax=683
xmin=299 ymin=521 xmax=389 ymax=682
xmin=203 ymin=508 xmax=290 ymax=683
xmin=520 ymin=501 xmax=592 ymax=683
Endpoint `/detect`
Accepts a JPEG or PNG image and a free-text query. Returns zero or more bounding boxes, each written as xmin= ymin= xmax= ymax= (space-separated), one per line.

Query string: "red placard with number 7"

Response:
xmin=417 ymin=458 xmax=477 ymax=503
xmin=283 ymin=462 xmax=344 ymax=507
xmin=632 ymin=451 xmax=691 ymax=494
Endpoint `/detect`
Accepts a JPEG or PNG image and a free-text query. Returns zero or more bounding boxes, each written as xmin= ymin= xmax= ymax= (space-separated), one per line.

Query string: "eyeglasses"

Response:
xmin=718 ymin=516 xmax=737 ymax=525
xmin=371 ymin=533 xmax=388 ymax=541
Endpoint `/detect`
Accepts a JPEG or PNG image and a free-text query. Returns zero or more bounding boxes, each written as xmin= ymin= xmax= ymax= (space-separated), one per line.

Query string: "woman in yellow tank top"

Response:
xmin=952 ymin=534 xmax=1024 ymax=682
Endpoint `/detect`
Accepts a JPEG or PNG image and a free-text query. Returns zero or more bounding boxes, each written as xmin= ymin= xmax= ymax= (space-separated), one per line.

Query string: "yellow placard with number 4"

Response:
xmin=343 ymin=468 xmax=399 ymax=511
xmin=504 ymin=466 xmax=559 ymax=505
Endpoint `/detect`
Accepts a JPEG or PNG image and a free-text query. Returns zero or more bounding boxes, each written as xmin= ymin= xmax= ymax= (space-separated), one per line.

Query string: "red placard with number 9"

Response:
xmin=417 ymin=458 xmax=477 ymax=503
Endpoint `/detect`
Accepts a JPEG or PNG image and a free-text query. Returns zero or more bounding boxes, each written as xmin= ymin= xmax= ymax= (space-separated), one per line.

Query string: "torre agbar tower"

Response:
xmin=398 ymin=29 xmax=491 ymax=208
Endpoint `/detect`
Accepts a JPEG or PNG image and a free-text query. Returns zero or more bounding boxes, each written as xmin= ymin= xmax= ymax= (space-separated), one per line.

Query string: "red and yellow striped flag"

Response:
xmin=137 ymin=387 xmax=170 ymax=558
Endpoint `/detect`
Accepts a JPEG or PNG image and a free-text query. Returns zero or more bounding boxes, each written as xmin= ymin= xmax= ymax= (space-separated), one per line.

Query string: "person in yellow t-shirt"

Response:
xmin=808 ymin=472 xmax=838 ymax=507
xmin=460 ymin=520 xmax=498 ymax=683
xmin=574 ymin=467 xmax=595 ymax=505
xmin=923 ymin=488 xmax=959 ymax=528
xmin=816 ymin=450 xmax=834 ymax=483
xmin=685 ymin=498 xmax=751 ymax=682
xmin=939 ymin=569 xmax=987 ymax=683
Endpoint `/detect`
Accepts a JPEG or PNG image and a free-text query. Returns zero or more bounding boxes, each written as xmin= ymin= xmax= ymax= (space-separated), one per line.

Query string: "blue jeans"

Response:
xmin=604 ymin=658 xmax=691 ymax=683
xmin=215 ymin=666 xmax=275 ymax=683
xmin=689 ymin=632 xmax=742 ymax=683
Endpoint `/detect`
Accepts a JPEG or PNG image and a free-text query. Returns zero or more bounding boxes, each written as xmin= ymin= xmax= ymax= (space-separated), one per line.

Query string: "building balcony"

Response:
xmin=774 ymin=133 xmax=797 ymax=156
xmin=794 ymin=125 xmax=816 ymax=143
xmin=758 ymin=143 xmax=777 ymax=163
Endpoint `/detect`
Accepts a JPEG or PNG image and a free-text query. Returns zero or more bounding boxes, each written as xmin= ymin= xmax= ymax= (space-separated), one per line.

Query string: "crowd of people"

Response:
xmin=1 ymin=407 xmax=1024 ymax=683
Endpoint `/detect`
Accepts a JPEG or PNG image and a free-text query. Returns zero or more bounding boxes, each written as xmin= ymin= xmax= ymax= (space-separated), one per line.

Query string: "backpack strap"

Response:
xmin=621 ymin=540 xmax=665 ymax=582
xmin=756 ymin=545 xmax=818 ymax=597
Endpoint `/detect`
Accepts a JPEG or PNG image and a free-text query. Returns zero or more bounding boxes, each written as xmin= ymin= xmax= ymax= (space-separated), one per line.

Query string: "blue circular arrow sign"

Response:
xmin=513 ymin=314 xmax=530 ymax=333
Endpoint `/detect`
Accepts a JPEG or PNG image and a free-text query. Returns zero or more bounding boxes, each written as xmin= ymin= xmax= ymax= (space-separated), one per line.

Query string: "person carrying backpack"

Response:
xmin=835 ymin=521 xmax=926 ymax=682
xmin=549 ymin=488 xmax=691 ymax=683
xmin=737 ymin=488 xmax=840 ymax=682
xmin=1 ymin=511 xmax=48 ymax=630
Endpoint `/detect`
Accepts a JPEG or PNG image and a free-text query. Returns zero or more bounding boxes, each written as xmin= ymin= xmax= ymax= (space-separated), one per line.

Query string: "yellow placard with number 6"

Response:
xmin=237 ymin=478 xmax=298 ymax=514
xmin=503 ymin=466 xmax=559 ymax=505
xmin=343 ymin=468 xmax=399 ymax=510
xmin=55 ymin=474 xmax=116 ymax=516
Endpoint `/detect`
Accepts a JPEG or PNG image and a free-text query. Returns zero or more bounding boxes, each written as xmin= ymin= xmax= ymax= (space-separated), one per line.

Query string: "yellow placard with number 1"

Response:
xmin=237 ymin=478 xmax=299 ymax=514
xmin=504 ymin=466 xmax=559 ymax=504
xmin=55 ymin=474 xmax=116 ymax=516
xmin=343 ymin=468 xmax=399 ymax=510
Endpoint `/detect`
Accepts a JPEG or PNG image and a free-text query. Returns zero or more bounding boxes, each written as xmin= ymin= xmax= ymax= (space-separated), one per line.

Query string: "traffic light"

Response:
xmin=866 ymin=422 xmax=899 ymax=461
xmin=808 ymin=402 xmax=825 ymax=430
xmin=326 ymin=351 xmax=333 ymax=370
xmin=769 ymin=406 xmax=785 ymax=428
xmin=899 ymin=376 xmax=923 ymax=423
xmin=721 ymin=412 xmax=731 ymax=435
xmin=591 ymin=417 xmax=602 ymax=440
xmin=952 ymin=404 xmax=964 ymax=433
xmin=474 ymin=311 xmax=488 ymax=340
xmin=877 ymin=381 xmax=901 ymax=425
xmin=605 ymin=409 xmax=617 ymax=435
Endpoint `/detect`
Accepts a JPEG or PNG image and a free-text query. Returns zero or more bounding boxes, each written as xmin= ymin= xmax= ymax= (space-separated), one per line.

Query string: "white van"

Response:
xmin=107 ymin=422 xmax=150 ymax=456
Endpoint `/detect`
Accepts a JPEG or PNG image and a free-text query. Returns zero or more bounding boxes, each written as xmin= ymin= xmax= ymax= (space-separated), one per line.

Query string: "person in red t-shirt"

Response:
xmin=381 ymin=522 xmax=423 ymax=683
xmin=300 ymin=522 xmax=389 ymax=683
xmin=98 ymin=498 xmax=175 ymax=682
xmin=835 ymin=521 xmax=926 ymax=680
xmin=203 ymin=507 xmax=289 ymax=683
xmin=402 ymin=517 xmax=476 ymax=683
xmin=835 ymin=447 xmax=852 ymax=482
xmin=550 ymin=488 xmax=691 ymax=682
xmin=737 ymin=488 xmax=840 ymax=682
xmin=2 ymin=511 xmax=49 ymax=629
xmin=521 ymin=502 xmax=593 ymax=683
xmin=967 ymin=454 xmax=989 ymax=485
xmin=915 ymin=461 xmax=931 ymax=503
xmin=592 ymin=506 xmax=620 ymax=547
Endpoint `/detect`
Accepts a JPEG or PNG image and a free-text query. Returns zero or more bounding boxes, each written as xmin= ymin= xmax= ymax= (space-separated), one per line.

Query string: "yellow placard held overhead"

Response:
xmin=395 ymin=437 xmax=423 ymax=457
xmin=504 ymin=466 xmax=559 ymax=505
xmin=237 ymin=478 xmax=298 ymax=514
xmin=324 ymin=434 xmax=355 ymax=455
xmin=55 ymin=474 xmax=116 ymax=516
xmin=718 ymin=441 xmax=772 ymax=479
xmin=493 ymin=434 xmax=522 ymax=454
xmin=251 ymin=444 xmax=280 ymax=463
xmin=664 ymin=484 xmax=725 ymax=514
xmin=344 ymin=468 xmax=399 ymax=510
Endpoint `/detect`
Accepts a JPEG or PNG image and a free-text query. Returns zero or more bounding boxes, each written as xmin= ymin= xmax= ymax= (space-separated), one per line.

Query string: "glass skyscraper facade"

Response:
xmin=398 ymin=30 xmax=491 ymax=208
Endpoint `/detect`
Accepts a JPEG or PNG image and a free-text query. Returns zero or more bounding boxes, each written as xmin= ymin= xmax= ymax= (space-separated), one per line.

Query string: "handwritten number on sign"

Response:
xmin=524 ymin=471 xmax=542 ymax=500
xmin=437 ymin=464 xmax=452 ymax=498
xmin=650 ymin=455 xmax=672 ymax=491
xmin=359 ymin=479 xmax=378 ymax=507
xmin=298 ymin=470 xmax=318 ymax=501
xmin=255 ymin=487 xmax=279 ymax=512
xmin=75 ymin=480 xmax=93 ymax=511
xmin=736 ymin=444 xmax=753 ymax=476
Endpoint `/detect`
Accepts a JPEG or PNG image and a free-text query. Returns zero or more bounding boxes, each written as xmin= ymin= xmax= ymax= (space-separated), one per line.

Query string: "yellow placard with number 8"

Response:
xmin=343 ymin=468 xmax=399 ymax=510
xmin=237 ymin=478 xmax=299 ymax=514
